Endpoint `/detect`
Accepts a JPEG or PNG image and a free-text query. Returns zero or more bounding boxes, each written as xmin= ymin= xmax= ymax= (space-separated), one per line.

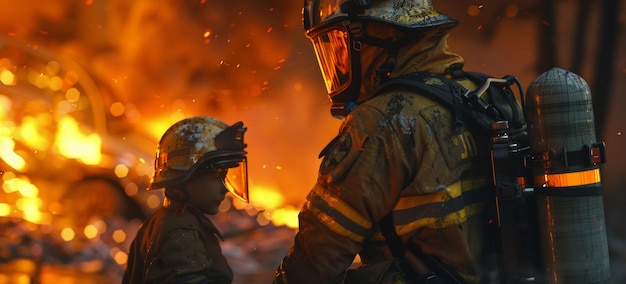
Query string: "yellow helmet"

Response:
xmin=149 ymin=116 xmax=249 ymax=203
xmin=303 ymin=0 xmax=457 ymax=31
xmin=303 ymin=0 xmax=457 ymax=117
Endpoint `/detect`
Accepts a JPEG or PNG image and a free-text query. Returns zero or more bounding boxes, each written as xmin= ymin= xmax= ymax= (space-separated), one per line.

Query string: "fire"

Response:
xmin=268 ymin=207 xmax=299 ymax=228
xmin=112 ymin=248 xmax=128 ymax=265
xmin=249 ymin=184 xmax=285 ymax=210
xmin=0 ymin=137 xmax=27 ymax=171
xmin=0 ymin=68 xmax=15 ymax=85
xmin=61 ymin=227 xmax=75 ymax=241
xmin=54 ymin=116 xmax=102 ymax=165
xmin=0 ymin=3 xmax=336 ymax=278
xmin=0 ymin=173 xmax=55 ymax=225
xmin=18 ymin=114 xmax=53 ymax=151
xmin=216 ymin=183 xmax=300 ymax=229
xmin=0 ymin=202 xmax=10 ymax=215
xmin=112 ymin=229 xmax=126 ymax=243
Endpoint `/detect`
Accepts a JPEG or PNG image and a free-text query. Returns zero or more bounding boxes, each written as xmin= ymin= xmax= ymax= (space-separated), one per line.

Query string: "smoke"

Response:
xmin=0 ymin=0 xmax=341 ymax=207
xmin=88 ymin=0 xmax=345 ymax=206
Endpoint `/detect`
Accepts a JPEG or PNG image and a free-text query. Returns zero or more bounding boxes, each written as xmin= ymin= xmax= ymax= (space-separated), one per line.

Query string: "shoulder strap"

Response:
xmin=374 ymin=71 xmax=526 ymax=137
xmin=378 ymin=213 xmax=419 ymax=279
xmin=379 ymin=212 xmax=467 ymax=284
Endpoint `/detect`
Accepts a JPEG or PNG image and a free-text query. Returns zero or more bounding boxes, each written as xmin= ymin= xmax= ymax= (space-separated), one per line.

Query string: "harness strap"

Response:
xmin=374 ymin=71 xmax=526 ymax=137
xmin=378 ymin=212 xmax=467 ymax=284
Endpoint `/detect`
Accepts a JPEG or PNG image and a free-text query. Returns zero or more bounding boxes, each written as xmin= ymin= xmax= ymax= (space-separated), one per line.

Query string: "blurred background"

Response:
xmin=0 ymin=0 xmax=623 ymax=283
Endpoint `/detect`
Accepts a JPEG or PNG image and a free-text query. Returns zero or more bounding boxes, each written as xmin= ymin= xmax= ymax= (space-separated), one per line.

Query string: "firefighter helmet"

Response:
xmin=303 ymin=0 xmax=457 ymax=116
xmin=148 ymin=116 xmax=249 ymax=203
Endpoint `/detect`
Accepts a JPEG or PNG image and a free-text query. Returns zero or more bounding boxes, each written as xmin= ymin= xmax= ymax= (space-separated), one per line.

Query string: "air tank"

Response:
xmin=524 ymin=67 xmax=610 ymax=283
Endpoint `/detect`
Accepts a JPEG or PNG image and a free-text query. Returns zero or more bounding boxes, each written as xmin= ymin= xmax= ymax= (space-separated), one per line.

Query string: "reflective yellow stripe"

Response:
xmin=394 ymin=178 xmax=487 ymax=210
xmin=396 ymin=207 xmax=468 ymax=235
xmin=370 ymin=204 xmax=485 ymax=241
xmin=465 ymin=201 xmax=486 ymax=218
xmin=394 ymin=182 xmax=462 ymax=210
xmin=396 ymin=217 xmax=438 ymax=236
xmin=394 ymin=191 xmax=448 ymax=210
xmin=392 ymin=178 xmax=488 ymax=235
xmin=313 ymin=187 xmax=372 ymax=230
xmin=534 ymin=168 xmax=601 ymax=187
xmin=309 ymin=205 xmax=366 ymax=243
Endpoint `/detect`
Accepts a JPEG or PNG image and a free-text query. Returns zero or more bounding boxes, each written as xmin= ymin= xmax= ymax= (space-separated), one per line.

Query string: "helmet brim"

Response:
xmin=148 ymin=150 xmax=246 ymax=189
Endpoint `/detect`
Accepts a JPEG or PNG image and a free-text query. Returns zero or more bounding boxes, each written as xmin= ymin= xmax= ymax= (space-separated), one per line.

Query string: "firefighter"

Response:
xmin=123 ymin=116 xmax=249 ymax=284
xmin=274 ymin=0 xmax=513 ymax=283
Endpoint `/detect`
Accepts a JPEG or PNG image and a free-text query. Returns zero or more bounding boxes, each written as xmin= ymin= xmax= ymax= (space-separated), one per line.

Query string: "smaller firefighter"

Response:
xmin=123 ymin=116 xmax=248 ymax=284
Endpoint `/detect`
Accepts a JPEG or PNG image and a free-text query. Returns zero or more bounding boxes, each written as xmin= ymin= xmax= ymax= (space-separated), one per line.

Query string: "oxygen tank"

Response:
xmin=524 ymin=67 xmax=610 ymax=283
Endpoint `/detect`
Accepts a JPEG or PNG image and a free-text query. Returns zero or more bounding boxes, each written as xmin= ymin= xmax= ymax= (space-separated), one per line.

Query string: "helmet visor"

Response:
xmin=308 ymin=24 xmax=352 ymax=95
xmin=216 ymin=157 xmax=249 ymax=203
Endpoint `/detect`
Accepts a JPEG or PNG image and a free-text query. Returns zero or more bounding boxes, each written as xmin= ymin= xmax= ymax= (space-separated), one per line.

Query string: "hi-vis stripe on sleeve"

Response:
xmin=307 ymin=189 xmax=373 ymax=243
xmin=392 ymin=178 xmax=490 ymax=235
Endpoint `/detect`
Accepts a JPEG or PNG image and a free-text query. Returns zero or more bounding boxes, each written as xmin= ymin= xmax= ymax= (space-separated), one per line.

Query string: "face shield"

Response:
xmin=215 ymin=156 xmax=249 ymax=203
xmin=195 ymin=150 xmax=249 ymax=203
xmin=308 ymin=23 xmax=353 ymax=96
xmin=304 ymin=0 xmax=357 ymax=103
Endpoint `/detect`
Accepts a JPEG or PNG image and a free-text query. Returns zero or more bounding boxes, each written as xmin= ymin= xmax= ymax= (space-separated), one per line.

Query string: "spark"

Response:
xmin=467 ymin=5 xmax=482 ymax=17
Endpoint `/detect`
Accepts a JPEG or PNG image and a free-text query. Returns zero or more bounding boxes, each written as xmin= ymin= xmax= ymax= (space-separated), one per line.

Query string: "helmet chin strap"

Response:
xmin=374 ymin=58 xmax=397 ymax=86
xmin=340 ymin=57 xmax=396 ymax=116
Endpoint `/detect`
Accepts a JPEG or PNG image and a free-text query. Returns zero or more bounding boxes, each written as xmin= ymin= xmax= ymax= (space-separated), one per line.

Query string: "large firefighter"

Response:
xmin=274 ymin=0 xmax=610 ymax=283
xmin=275 ymin=0 xmax=506 ymax=283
